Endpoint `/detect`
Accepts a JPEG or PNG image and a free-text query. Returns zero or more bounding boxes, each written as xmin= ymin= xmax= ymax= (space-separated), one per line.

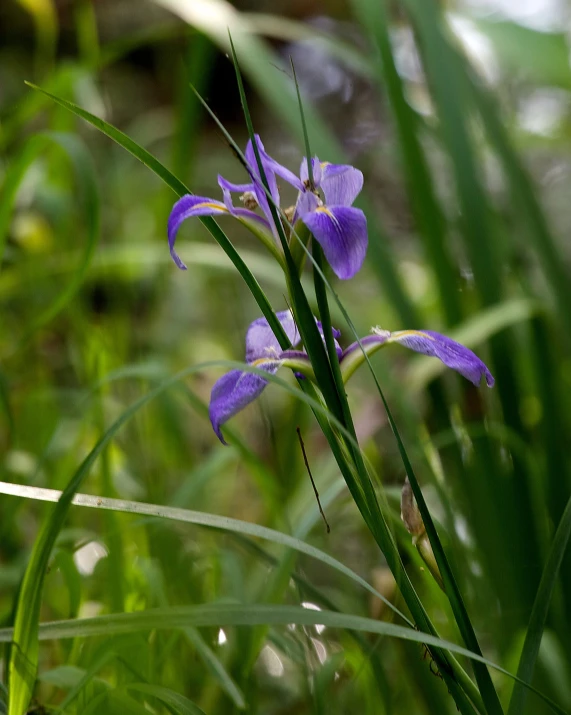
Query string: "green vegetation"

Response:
xmin=1 ymin=0 xmax=571 ymax=713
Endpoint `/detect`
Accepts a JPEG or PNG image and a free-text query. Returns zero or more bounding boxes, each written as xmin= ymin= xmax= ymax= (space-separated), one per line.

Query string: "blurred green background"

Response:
xmin=2 ymin=0 xmax=571 ymax=713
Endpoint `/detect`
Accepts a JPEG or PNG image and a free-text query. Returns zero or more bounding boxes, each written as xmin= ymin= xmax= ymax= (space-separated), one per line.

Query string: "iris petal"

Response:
xmin=299 ymin=157 xmax=322 ymax=187
xmin=168 ymin=195 xmax=229 ymax=269
xmin=294 ymin=191 xmax=320 ymax=222
xmin=246 ymin=310 xmax=301 ymax=363
xmin=388 ymin=330 xmax=495 ymax=386
xmin=244 ymin=136 xmax=281 ymax=229
xmin=320 ymin=164 xmax=363 ymax=206
xmin=209 ymin=365 xmax=279 ymax=444
xmin=302 ymin=205 xmax=368 ymax=280
xmin=217 ymin=176 xmax=253 ymax=194
xmin=217 ymin=175 xmax=254 ymax=211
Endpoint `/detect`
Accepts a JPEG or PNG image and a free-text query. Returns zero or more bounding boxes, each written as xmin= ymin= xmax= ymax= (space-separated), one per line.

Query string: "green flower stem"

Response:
xmin=289 ymin=220 xmax=312 ymax=276
xmin=280 ymin=358 xmax=316 ymax=382
xmin=340 ymin=335 xmax=388 ymax=383
xmin=237 ymin=217 xmax=286 ymax=270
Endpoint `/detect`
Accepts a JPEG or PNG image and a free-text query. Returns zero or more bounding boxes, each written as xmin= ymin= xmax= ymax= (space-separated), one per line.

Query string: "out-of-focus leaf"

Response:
xmin=474 ymin=18 xmax=571 ymax=88
xmin=0 ymin=603 xmax=565 ymax=714
xmin=508 ymin=494 xmax=571 ymax=714
xmin=127 ymin=683 xmax=207 ymax=715
xmin=0 ymin=480 xmax=408 ymax=623
xmin=0 ymin=131 xmax=100 ymax=348
xmin=37 ymin=665 xmax=86 ymax=689
xmin=183 ymin=628 xmax=246 ymax=709
xmin=24 ymin=82 xmax=290 ymax=354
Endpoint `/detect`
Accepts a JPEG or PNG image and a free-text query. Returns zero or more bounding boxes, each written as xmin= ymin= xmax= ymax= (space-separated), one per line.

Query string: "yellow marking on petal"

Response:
xmin=320 ymin=161 xmax=330 ymax=168
xmin=315 ymin=205 xmax=341 ymax=231
xmin=391 ymin=330 xmax=435 ymax=341
xmin=195 ymin=202 xmax=228 ymax=211
xmin=250 ymin=357 xmax=281 ymax=368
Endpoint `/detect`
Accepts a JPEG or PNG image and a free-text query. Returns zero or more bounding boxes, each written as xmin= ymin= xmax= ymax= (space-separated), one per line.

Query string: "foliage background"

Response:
xmin=1 ymin=0 xmax=571 ymax=713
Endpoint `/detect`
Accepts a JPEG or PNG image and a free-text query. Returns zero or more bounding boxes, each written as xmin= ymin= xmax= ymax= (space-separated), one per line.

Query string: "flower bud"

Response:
xmin=401 ymin=479 xmax=444 ymax=590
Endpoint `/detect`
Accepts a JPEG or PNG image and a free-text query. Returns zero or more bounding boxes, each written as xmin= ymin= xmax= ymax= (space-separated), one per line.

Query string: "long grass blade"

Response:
xmin=507 ymin=493 xmax=571 ymax=715
xmin=126 ymin=683 xmax=207 ymax=715
xmin=351 ymin=0 xmax=462 ymax=326
xmin=0 ymin=480 xmax=409 ymax=624
xmin=6 ymin=357 xmax=340 ymax=713
xmin=23 ymin=82 xmax=290 ymax=350
xmin=0 ymin=604 xmax=565 ymax=714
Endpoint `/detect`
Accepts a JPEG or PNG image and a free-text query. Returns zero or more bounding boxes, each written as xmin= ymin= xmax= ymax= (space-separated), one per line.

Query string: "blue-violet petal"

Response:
xmin=246 ymin=310 xmax=300 ymax=363
xmin=388 ymin=329 xmax=495 ymax=387
xmin=302 ymin=205 xmax=368 ymax=280
xmin=168 ymin=195 xmax=229 ymax=270
xmin=320 ymin=163 xmax=363 ymax=206
xmin=209 ymin=366 xmax=279 ymax=444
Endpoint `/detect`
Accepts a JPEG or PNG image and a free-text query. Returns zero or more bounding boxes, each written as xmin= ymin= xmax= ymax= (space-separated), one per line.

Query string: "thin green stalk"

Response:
xmin=227 ymin=39 xmax=488 ymax=710
xmin=508 ymin=494 xmax=571 ymax=714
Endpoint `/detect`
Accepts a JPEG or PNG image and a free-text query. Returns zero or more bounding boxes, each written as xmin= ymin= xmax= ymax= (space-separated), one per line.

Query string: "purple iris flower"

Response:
xmin=287 ymin=157 xmax=368 ymax=280
xmin=167 ymin=134 xmax=368 ymax=281
xmin=210 ymin=310 xmax=301 ymax=443
xmin=168 ymin=135 xmax=289 ymax=270
xmin=341 ymin=328 xmax=495 ymax=387
xmin=209 ymin=315 xmax=494 ymax=443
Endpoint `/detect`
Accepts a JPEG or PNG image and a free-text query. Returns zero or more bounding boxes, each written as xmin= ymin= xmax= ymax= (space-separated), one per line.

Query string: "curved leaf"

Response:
xmin=127 ymin=683 xmax=207 ymax=715
xmin=0 ymin=480 xmax=409 ymax=624
xmin=0 ymin=604 xmax=565 ymax=714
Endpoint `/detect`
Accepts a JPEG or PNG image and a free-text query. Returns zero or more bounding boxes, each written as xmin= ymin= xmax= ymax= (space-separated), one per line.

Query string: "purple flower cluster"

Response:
xmin=167 ymin=134 xmax=495 ymax=444
xmin=209 ymin=312 xmax=494 ymax=444
xmin=168 ymin=135 xmax=367 ymax=280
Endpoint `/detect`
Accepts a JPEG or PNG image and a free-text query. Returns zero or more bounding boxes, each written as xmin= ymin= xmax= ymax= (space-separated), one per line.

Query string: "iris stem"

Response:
xmin=280 ymin=358 xmax=316 ymax=382
xmin=339 ymin=335 xmax=389 ymax=383
xmin=237 ymin=217 xmax=286 ymax=270
xmin=289 ymin=220 xmax=312 ymax=276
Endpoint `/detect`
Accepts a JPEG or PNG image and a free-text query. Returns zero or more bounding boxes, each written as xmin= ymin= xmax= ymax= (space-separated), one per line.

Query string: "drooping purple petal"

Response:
xmin=320 ymin=163 xmax=363 ymax=206
xmin=299 ymin=157 xmax=323 ymax=188
xmin=209 ymin=364 xmax=279 ymax=443
xmin=301 ymin=205 xmax=368 ymax=280
xmin=168 ymin=195 xmax=229 ymax=269
xmin=245 ymin=310 xmax=300 ymax=363
xmin=389 ymin=330 xmax=495 ymax=387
